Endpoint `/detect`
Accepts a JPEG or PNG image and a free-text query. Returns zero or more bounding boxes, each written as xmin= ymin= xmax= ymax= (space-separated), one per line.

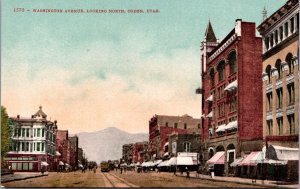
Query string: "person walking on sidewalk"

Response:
xmin=185 ymin=167 xmax=190 ymax=179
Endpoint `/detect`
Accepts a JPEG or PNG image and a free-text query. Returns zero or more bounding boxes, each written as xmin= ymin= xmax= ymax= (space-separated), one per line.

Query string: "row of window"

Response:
xmin=11 ymin=162 xmax=34 ymax=171
xmin=209 ymin=51 xmax=237 ymax=87
xmin=266 ymin=83 xmax=295 ymax=111
xmin=264 ymin=13 xmax=299 ymax=51
xmin=267 ymin=114 xmax=295 ymax=136
xmin=265 ymin=53 xmax=295 ymax=83
xmin=13 ymin=127 xmax=56 ymax=141
xmin=11 ymin=141 xmax=45 ymax=152
xmin=165 ymin=122 xmax=201 ymax=129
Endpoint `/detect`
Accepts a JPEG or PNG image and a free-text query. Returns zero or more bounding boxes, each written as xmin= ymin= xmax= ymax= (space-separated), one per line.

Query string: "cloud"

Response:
xmin=2 ymin=27 xmax=201 ymax=134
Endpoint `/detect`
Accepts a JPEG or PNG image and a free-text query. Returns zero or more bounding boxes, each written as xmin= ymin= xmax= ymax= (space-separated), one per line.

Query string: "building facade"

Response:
xmin=132 ymin=141 xmax=148 ymax=163
xmin=122 ymin=143 xmax=133 ymax=164
xmin=68 ymin=136 xmax=79 ymax=169
xmin=258 ymin=0 xmax=299 ymax=148
xmin=168 ymin=133 xmax=200 ymax=159
xmin=200 ymin=20 xmax=263 ymax=175
xmin=5 ymin=106 xmax=57 ymax=172
xmin=56 ymin=130 xmax=70 ymax=168
xmin=148 ymin=114 xmax=201 ymax=159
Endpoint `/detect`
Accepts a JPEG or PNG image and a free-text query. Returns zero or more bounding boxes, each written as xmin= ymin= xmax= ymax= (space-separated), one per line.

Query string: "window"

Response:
xmin=229 ymin=51 xmax=237 ymax=75
xmin=275 ymin=59 xmax=282 ymax=79
xmin=42 ymin=143 xmax=45 ymax=152
xmin=12 ymin=163 xmax=17 ymax=170
xmin=33 ymin=129 xmax=36 ymax=137
xmin=37 ymin=128 xmax=40 ymax=137
xmin=264 ymin=37 xmax=269 ymax=50
xmin=286 ymin=53 xmax=294 ymax=74
xmin=29 ymin=163 xmax=33 ymax=170
xmin=183 ymin=142 xmax=191 ymax=152
xmin=42 ymin=129 xmax=44 ymax=137
xmin=290 ymin=17 xmax=294 ymax=33
xmin=198 ymin=124 xmax=201 ymax=129
xmin=184 ymin=123 xmax=187 ymax=129
xmin=277 ymin=118 xmax=283 ymax=135
xmin=279 ymin=26 xmax=283 ymax=41
xmin=266 ymin=92 xmax=273 ymax=111
xmin=23 ymin=163 xmax=28 ymax=170
xmin=174 ymin=123 xmax=178 ymax=128
xmin=165 ymin=122 xmax=168 ymax=127
xmin=210 ymin=69 xmax=215 ymax=87
xmin=37 ymin=142 xmax=40 ymax=151
xmin=284 ymin=22 xmax=289 ymax=37
xmin=217 ymin=61 xmax=225 ymax=82
xmin=276 ymin=88 xmax=283 ymax=109
xmin=26 ymin=128 xmax=29 ymax=137
xmin=270 ymin=33 xmax=274 ymax=47
xmin=287 ymin=83 xmax=295 ymax=105
xmin=34 ymin=143 xmax=36 ymax=151
xmin=21 ymin=142 xmax=25 ymax=151
xmin=288 ymin=114 xmax=295 ymax=135
xmin=22 ymin=128 xmax=25 ymax=137
xmin=17 ymin=163 xmax=22 ymax=170
xmin=274 ymin=30 xmax=278 ymax=44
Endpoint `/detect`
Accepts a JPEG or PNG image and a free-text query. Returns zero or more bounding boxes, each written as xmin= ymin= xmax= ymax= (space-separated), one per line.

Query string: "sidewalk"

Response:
xmin=1 ymin=172 xmax=48 ymax=183
xmin=178 ymin=172 xmax=298 ymax=188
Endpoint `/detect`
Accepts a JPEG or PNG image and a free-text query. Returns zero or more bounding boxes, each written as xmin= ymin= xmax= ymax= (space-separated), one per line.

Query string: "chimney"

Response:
xmin=17 ymin=115 xmax=20 ymax=119
xmin=235 ymin=19 xmax=242 ymax=37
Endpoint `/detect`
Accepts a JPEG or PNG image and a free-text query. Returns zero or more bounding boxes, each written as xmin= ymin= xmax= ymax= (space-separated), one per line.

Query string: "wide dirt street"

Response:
xmin=3 ymin=170 xmax=266 ymax=188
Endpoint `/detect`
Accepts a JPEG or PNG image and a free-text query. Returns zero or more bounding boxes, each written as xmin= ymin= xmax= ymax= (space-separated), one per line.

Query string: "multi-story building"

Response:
xmin=168 ymin=133 xmax=200 ymax=159
xmin=132 ymin=141 xmax=148 ymax=163
xmin=78 ymin=147 xmax=83 ymax=164
xmin=5 ymin=106 xmax=57 ymax=172
xmin=122 ymin=143 xmax=133 ymax=164
xmin=148 ymin=114 xmax=201 ymax=159
xmin=199 ymin=19 xmax=263 ymax=175
xmin=56 ymin=130 xmax=70 ymax=168
xmin=258 ymin=0 xmax=299 ymax=148
xmin=68 ymin=136 xmax=79 ymax=169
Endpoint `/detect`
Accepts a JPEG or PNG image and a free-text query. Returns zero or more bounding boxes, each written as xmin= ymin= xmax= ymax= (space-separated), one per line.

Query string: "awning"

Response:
xmin=78 ymin=164 xmax=83 ymax=168
xmin=153 ymin=160 xmax=162 ymax=166
xmin=224 ymin=80 xmax=238 ymax=91
xmin=207 ymin=151 xmax=225 ymax=164
xmin=164 ymin=142 xmax=169 ymax=147
xmin=263 ymin=159 xmax=288 ymax=165
xmin=136 ymin=162 xmax=141 ymax=166
xmin=176 ymin=156 xmax=193 ymax=165
xmin=200 ymin=114 xmax=205 ymax=118
xmin=65 ymin=163 xmax=70 ymax=167
xmin=59 ymin=161 xmax=64 ymax=165
xmin=153 ymin=154 xmax=156 ymax=158
xmin=168 ymin=157 xmax=177 ymax=166
xmin=239 ymin=151 xmax=262 ymax=166
xmin=206 ymin=95 xmax=213 ymax=102
xmin=157 ymin=160 xmax=169 ymax=167
xmin=230 ymin=156 xmax=246 ymax=167
xmin=41 ymin=161 xmax=49 ymax=166
xmin=226 ymin=120 xmax=238 ymax=130
xmin=163 ymin=152 xmax=169 ymax=157
xmin=56 ymin=151 xmax=61 ymax=156
xmin=206 ymin=111 xmax=213 ymax=118
xmin=215 ymin=124 xmax=226 ymax=132
xmin=265 ymin=145 xmax=299 ymax=161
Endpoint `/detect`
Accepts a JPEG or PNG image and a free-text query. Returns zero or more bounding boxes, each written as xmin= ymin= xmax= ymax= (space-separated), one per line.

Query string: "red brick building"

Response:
xmin=148 ymin=114 xmax=201 ymax=160
xmin=6 ymin=106 xmax=57 ymax=172
xmin=56 ymin=130 xmax=69 ymax=169
xmin=199 ymin=19 xmax=263 ymax=175
xmin=68 ymin=136 xmax=79 ymax=169
xmin=132 ymin=141 xmax=148 ymax=163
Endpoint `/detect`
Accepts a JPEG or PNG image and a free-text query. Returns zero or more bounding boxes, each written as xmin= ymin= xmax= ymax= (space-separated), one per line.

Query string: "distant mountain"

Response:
xmin=76 ymin=127 xmax=148 ymax=162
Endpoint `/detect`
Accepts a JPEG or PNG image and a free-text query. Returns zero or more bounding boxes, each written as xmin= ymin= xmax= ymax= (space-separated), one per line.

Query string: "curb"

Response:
xmin=1 ymin=174 xmax=48 ymax=183
xmin=176 ymin=174 xmax=296 ymax=188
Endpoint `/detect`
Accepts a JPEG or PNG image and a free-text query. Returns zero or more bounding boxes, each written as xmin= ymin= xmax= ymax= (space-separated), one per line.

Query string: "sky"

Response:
xmin=2 ymin=0 xmax=285 ymax=134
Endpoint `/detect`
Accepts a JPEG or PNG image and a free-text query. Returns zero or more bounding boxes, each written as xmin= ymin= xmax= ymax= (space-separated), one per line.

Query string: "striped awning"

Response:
xmin=207 ymin=151 xmax=225 ymax=165
xmin=239 ymin=151 xmax=262 ymax=166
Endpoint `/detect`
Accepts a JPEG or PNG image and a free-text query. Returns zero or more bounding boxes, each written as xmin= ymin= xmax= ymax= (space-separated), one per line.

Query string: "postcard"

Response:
xmin=1 ymin=0 xmax=299 ymax=188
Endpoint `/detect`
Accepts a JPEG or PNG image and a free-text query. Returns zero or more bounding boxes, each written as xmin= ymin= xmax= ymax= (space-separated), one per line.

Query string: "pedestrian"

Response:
xmin=93 ymin=166 xmax=96 ymax=173
xmin=185 ymin=167 xmax=190 ymax=179
xmin=120 ymin=167 xmax=123 ymax=174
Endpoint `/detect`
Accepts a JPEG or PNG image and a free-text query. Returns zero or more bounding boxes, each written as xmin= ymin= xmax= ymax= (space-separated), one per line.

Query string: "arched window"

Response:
xmin=228 ymin=51 xmax=237 ymax=75
xmin=286 ymin=53 xmax=294 ymax=74
xmin=210 ymin=68 xmax=215 ymax=87
xmin=217 ymin=61 xmax=226 ymax=82
xmin=275 ymin=59 xmax=282 ymax=79
xmin=265 ymin=65 xmax=272 ymax=83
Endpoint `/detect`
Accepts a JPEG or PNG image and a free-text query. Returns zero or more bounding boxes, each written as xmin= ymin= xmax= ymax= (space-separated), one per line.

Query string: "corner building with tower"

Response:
xmin=199 ymin=19 xmax=263 ymax=176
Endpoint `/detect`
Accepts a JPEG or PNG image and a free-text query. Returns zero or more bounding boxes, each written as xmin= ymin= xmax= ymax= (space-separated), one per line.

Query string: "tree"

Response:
xmin=1 ymin=106 xmax=13 ymax=168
